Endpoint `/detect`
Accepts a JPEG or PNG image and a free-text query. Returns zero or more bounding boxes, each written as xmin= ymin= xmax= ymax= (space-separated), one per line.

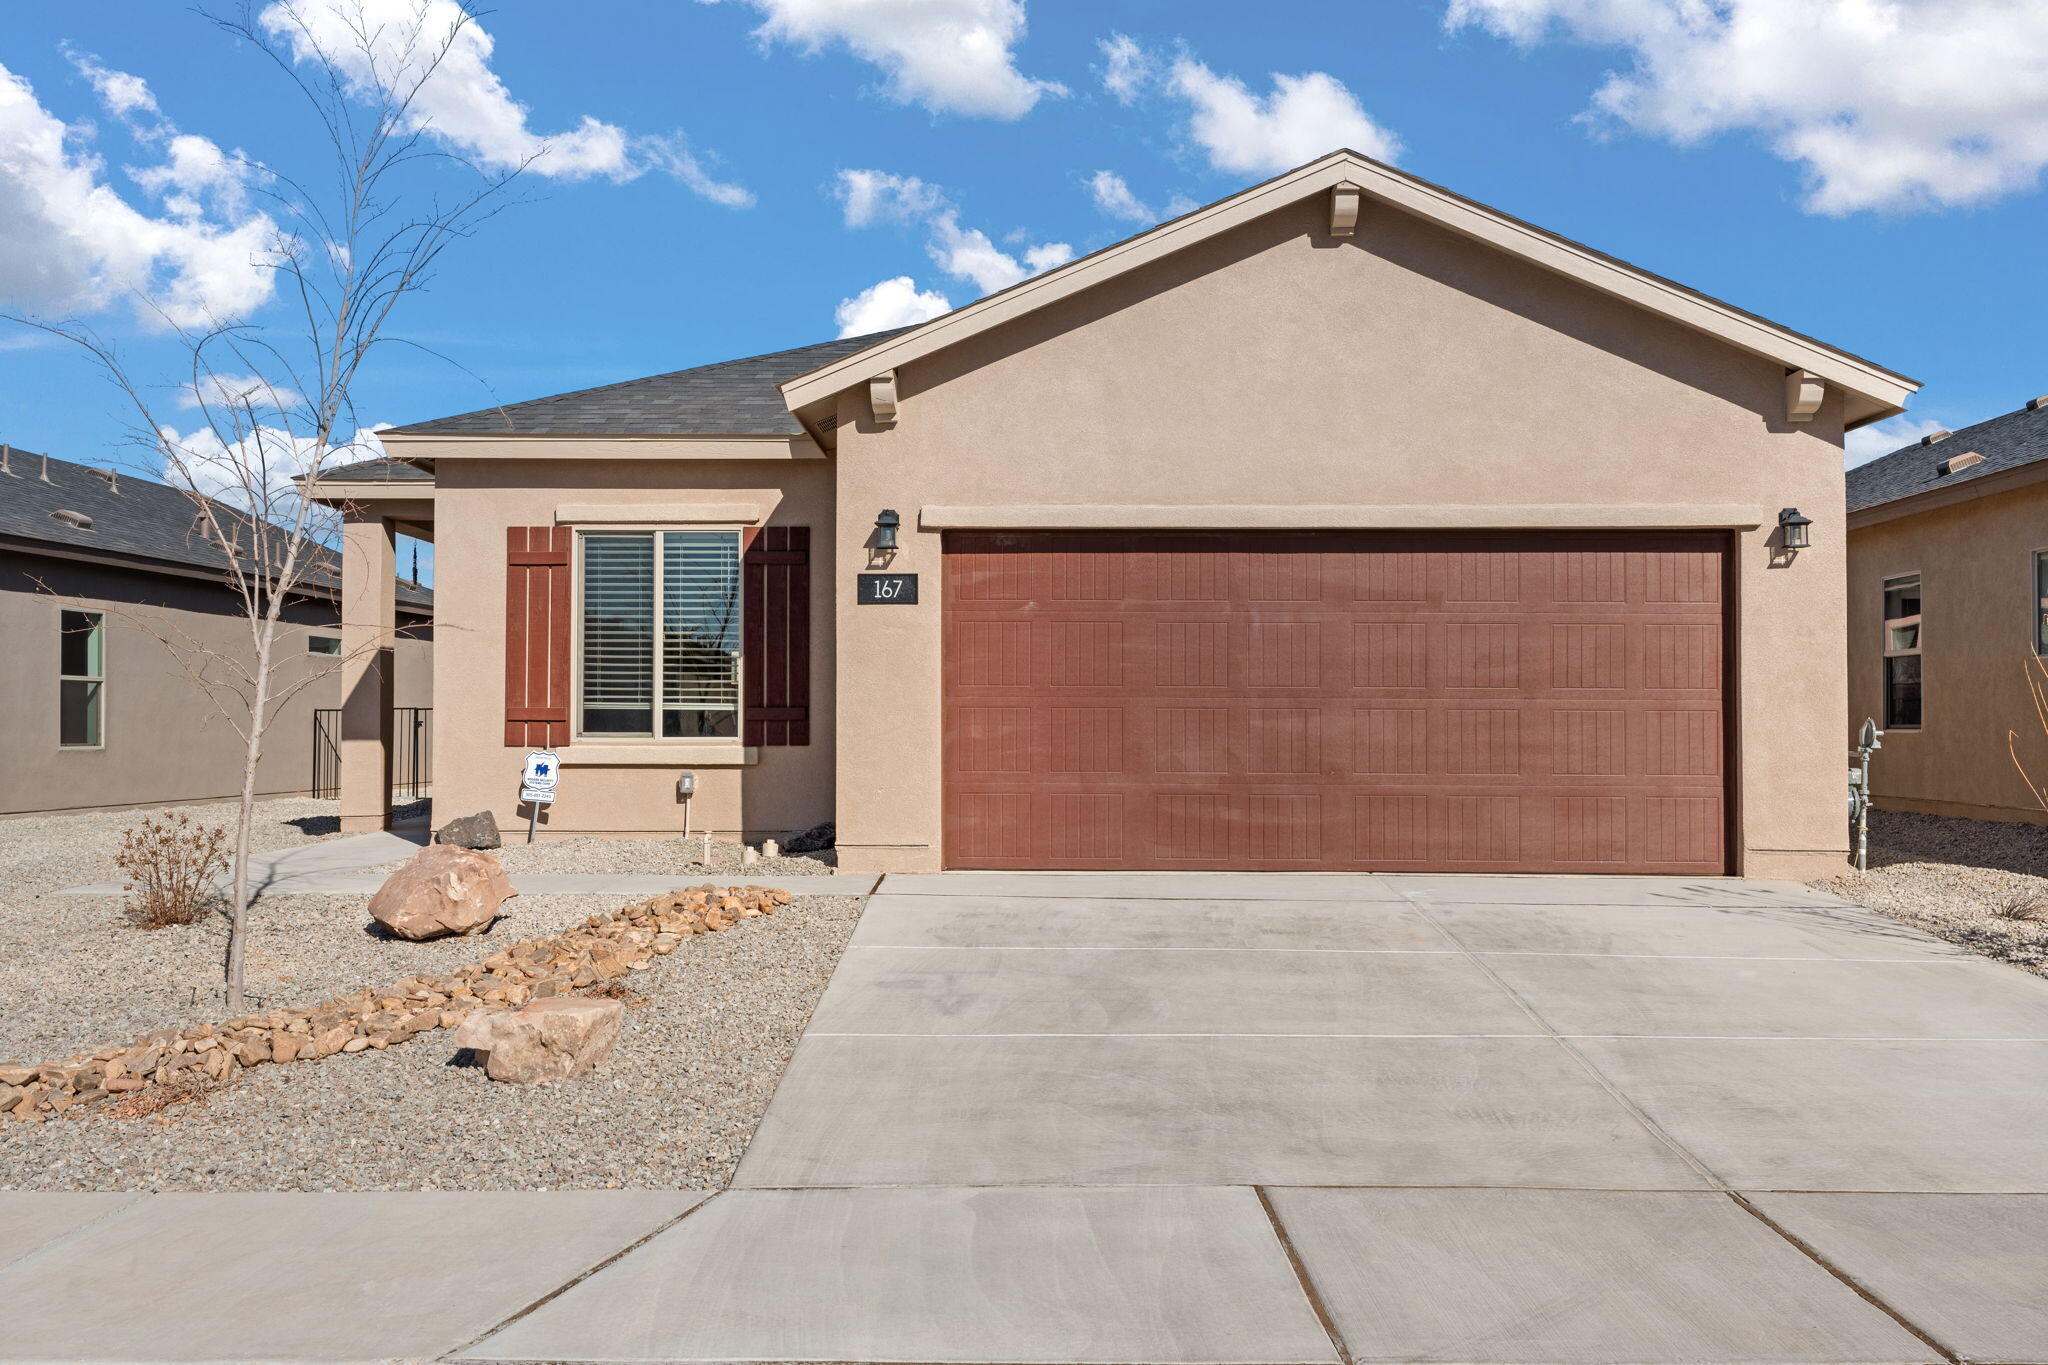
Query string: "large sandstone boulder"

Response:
xmin=435 ymin=810 xmax=503 ymax=850
xmin=368 ymin=844 xmax=516 ymax=941
xmin=449 ymin=997 xmax=623 ymax=1083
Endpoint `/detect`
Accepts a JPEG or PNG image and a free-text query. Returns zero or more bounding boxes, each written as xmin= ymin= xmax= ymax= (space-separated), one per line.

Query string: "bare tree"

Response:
xmin=8 ymin=0 xmax=524 ymax=1013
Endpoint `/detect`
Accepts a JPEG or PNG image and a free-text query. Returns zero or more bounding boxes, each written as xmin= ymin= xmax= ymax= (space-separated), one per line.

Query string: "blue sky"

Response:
xmin=5 ymin=0 xmax=2046 ymax=520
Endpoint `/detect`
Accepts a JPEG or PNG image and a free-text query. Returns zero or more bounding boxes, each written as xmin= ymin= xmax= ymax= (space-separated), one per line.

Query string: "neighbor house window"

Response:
xmin=308 ymin=635 xmax=341 ymax=655
xmin=59 ymin=610 xmax=104 ymax=747
xmin=1882 ymin=574 xmax=1922 ymax=728
xmin=2035 ymin=553 xmax=2048 ymax=655
xmin=578 ymin=530 xmax=742 ymax=738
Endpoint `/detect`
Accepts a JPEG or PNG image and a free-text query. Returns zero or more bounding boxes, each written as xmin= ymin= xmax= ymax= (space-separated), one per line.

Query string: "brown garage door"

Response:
xmin=942 ymin=530 xmax=1729 ymax=874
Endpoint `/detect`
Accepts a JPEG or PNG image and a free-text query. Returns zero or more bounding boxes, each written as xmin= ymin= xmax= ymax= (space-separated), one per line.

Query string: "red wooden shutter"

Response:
xmin=505 ymin=526 xmax=571 ymax=747
xmin=744 ymin=526 xmax=810 ymax=746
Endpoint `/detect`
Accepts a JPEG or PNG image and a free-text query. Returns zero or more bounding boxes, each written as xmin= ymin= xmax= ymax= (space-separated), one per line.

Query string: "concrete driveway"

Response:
xmin=473 ymin=871 xmax=2048 ymax=1365
xmin=8 ymin=873 xmax=2047 ymax=1363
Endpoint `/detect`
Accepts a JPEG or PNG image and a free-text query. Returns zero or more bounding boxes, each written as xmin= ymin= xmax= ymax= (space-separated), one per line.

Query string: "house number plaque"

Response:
xmin=857 ymin=572 xmax=918 ymax=604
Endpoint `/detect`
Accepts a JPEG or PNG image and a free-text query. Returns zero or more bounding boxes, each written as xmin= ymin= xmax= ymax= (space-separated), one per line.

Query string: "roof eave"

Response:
xmin=1849 ymin=457 xmax=2048 ymax=530
xmin=778 ymin=148 xmax=1919 ymax=421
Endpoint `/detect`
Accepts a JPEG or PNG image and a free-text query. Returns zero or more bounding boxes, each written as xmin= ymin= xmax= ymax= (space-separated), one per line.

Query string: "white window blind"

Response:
xmin=661 ymin=532 xmax=742 ymax=736
xmin=579 ymin=530 xmax=741 ymax=738
xmin=580 ymin=535 xmax=655 ymax=733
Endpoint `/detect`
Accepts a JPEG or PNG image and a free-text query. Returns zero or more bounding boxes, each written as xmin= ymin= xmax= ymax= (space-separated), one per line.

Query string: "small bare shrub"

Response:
xmin=1990 ymin=889 xmax=2048 ymax=923
xmin=115 ymin=813 xmax=228 ymax=929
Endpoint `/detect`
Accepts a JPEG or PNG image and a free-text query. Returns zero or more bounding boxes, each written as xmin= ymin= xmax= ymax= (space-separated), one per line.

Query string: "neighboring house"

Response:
xmin=317 ymin=150 xmax=1917 ymax=877
xmin=0 ymin=447 xmax=432 ymax=818
xmin=1846 ymin=398 xmax=2048 ymax=825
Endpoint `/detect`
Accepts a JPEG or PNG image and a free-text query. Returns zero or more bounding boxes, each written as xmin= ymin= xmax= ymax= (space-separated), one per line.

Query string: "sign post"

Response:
xmin=519 ymin=750 xmax=559 ymax=844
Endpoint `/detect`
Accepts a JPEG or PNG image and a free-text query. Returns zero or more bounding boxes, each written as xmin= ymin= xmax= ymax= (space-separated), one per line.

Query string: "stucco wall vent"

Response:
xmin=1937 ymin=451 xmax=1986 ymax=476
xmin=50 ymin=508 xmax=94 ymax=530
xmin=1919 ymin=430 xmax=1952 ymax=445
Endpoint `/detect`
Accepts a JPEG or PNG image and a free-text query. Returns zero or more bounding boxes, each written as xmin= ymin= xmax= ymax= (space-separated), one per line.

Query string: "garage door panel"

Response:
xmin=944 ymin=531 xmax=1728 ymax=873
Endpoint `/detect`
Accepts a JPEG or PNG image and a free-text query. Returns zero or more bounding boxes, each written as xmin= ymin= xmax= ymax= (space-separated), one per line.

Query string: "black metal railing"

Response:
xmin=395 ymin=706 xmax=431 ymax=801
xmin=312 ymin=706 xmax=431 ymax=801
xmin=312 ymin=708 xmax=340 ymax=799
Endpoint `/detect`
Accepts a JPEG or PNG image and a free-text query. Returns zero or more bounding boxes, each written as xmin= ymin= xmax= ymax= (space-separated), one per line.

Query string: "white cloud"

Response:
xmin=1169 ymin=59 xmax=1402 ymax=175
xmin=159 ymin=420 xmax=387 ymax=520
xmin=837 ymin=167 xmax=1068 ymax=301
xmin=1088 ymin=169 xmax=1153 ymax=222
xmin=927 ymin=208 xmax=1067 ymax=293
xmin=835 ymin=275 xmax=951 ymax=336
xmin=179 ymin=372 xmax=306 ymax=411
xmin=1845 ymin=415 xmax=1953 ymax=467
xmin=1023 ymin=241 xmax=1073 ymax=271
xmin=706 ymin=0 xmax=1064 ymax=119
xmin=63 ymin=48 xmax=161 ymax=127
xmin=1099 ymin=33 xmax=1153 ymax=105
xmin=1446 ymin=0 xmax=2048 ymax=214
xmin=836 ymin=169 xmax=945 ymax=227
xmin=258 ymin=0 xmax=752 ymax=204
xmin=0 ymin=60 xmax=281 ymax=327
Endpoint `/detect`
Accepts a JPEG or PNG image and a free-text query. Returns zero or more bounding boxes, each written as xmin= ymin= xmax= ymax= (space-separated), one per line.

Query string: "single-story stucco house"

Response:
xmin=1 ymin=446 xmax=432 ymax=817
xmin=315 ymin=150 xmax=1918 ymax=878
xmin=1847 ymin=397 xmax=2048 ymax=825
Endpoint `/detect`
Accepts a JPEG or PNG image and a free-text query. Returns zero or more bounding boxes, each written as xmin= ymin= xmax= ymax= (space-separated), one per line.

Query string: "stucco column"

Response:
xmin=339 ymin=511 xmax=397 ymax=832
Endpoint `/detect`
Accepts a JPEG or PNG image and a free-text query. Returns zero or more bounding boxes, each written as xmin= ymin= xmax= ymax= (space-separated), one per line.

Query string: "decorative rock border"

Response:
xmin=0 ymin=884 xmax=793 ymax=1122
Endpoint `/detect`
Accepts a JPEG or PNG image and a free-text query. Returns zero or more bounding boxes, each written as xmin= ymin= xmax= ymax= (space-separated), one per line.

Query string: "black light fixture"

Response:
xmin=1778 ymin=507 xmax=1813 ymax=550
xmin=874 ymin=508 xmax=901 ymax=551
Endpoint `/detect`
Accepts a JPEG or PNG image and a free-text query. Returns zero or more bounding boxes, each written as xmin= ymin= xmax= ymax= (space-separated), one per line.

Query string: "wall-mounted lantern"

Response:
xmin=1778 ymin=507 xmax=1812 ymax=551
xmin=874 ymin=508 xmax=901 ymax=551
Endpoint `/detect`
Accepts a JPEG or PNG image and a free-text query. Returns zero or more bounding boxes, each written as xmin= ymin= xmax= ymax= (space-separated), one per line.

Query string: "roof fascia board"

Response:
xmin=1848 ymin=459 xmax=2048 ymax=530
xmin=780 ymin=151 xmax=1916 ymax=418
xmin=377 ymin=434 xmax=821 ymax=460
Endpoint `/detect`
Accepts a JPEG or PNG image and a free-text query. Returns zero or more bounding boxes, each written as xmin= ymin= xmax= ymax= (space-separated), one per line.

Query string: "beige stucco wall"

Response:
xmin=830 ymin=193 xmax=1854 ymax=877
xmin=1848 ymin=480 xmax=2048 ymax=824
xmin=427 ymin=457 xmax=834 ymax=839
xmin=1 ymin=551 xmax=431 ymax=817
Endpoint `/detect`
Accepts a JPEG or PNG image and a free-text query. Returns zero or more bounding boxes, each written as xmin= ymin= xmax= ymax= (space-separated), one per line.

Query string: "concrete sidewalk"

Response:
xmin=51 ymin=828 xmax=877 ymax=898
xmin=6 ymin=872 xmax=2046 ymax=1363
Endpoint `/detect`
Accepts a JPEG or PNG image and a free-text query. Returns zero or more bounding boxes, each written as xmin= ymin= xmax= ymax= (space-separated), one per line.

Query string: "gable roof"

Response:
xmin=780 ymin=150 xmax=1919 ymax=430
xmin=1847 ymin=399 xmax=2048 ymax=515
xmin=385 ymin=330 xmax=912 ymax=437
xmin=0 ymin=446 xmax=431 ymax=610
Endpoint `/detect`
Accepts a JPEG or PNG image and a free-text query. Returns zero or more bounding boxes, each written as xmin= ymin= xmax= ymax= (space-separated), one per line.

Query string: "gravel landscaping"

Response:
xmin=0 ymin=892 xmax=862 ymax=1191
xmin=0 ymin=796 xmax=386 ymax=899
xmin=1816 ymin=809 xmax=2048 ymax=979
xmin=0 ymin=798 xmax=865 ymax=1190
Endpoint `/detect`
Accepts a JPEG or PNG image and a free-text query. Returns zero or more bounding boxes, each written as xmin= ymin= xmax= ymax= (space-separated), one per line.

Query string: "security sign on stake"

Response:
xmin=518 ymin=750 xmax=560 ymax=842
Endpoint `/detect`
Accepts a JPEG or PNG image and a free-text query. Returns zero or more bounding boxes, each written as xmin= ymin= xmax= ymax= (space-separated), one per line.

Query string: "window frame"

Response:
xmin=1880 ymin=571 xmax=1923 ymax=731
xmin=570 ymin=525 xmax=746 ymax=743
xmin=58 ymin=608 xmax=106 ymax=750
xmin=2032 ymin=549 xmax=2048 ymax=657
xmin=307 ymin=634 xmax=342 ymax=656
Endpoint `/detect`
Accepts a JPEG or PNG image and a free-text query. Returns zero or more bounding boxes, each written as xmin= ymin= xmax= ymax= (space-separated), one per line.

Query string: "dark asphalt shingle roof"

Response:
xmin=1847 ymin=400 xmax=2048 ymax=514
xmin=0 ymin=446 xmax=430 ymax=610
xmin=321 ymin=456 xmax=431 ymax=481
xmin=385 ymin=329 xmax=915 ymax=436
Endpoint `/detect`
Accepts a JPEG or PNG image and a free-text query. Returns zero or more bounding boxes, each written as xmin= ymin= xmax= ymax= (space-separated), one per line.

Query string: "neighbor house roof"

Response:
xmin=781 ymin=150 xmax=1920 ymax=430
xmin=383 ymin=331 xmax=912 ymax=437
xmin=0 ymin=445 xmax=431 ymax=610
xmin=1847 ymin=398 xmax=2048 ymax=516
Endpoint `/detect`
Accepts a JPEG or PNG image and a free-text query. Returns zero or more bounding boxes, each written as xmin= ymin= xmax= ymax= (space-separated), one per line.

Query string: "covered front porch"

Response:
xmin=309 ymin=458 xmax=436 ymax=832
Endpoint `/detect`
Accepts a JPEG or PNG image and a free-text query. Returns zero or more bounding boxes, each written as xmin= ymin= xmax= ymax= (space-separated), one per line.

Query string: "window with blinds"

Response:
xmin=578 ymin=531 xmax=742 ymax=738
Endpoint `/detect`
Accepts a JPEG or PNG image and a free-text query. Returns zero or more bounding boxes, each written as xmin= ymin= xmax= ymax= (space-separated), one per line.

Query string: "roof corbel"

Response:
xmin=1785 ymin=370 xmax=1825 ymax=423
xmin=1329 ymin=182 xmax=1363 ymax=237
xmin=868 ymin=370 xmax=899 ymax=426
